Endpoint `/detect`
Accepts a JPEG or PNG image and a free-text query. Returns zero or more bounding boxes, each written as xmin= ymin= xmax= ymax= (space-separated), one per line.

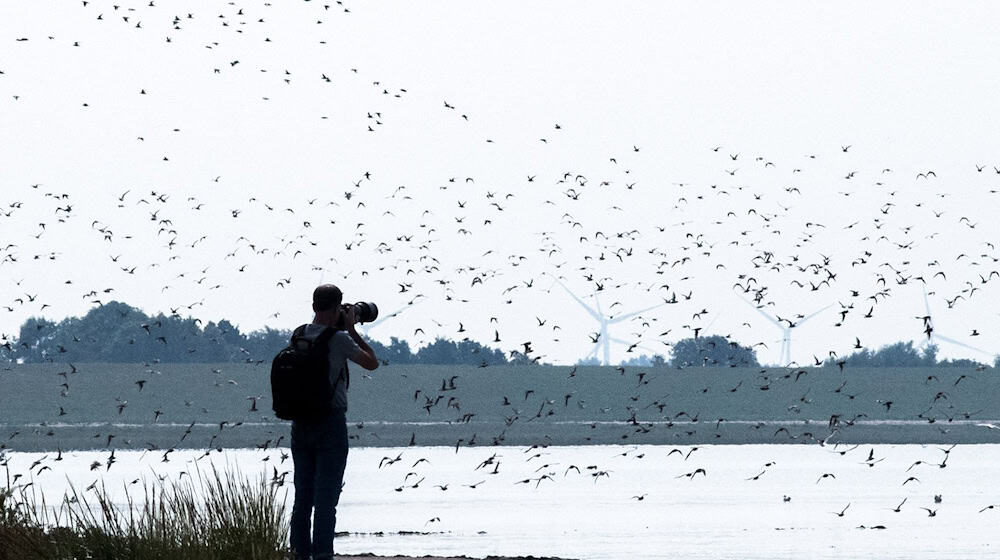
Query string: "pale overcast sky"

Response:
xmin=1 ymin=1 xmax=998 ymax=365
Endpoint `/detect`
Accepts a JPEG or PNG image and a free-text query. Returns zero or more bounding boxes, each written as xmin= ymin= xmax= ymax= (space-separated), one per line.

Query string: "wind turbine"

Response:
xmin=545 ymin=273 xmax=669 ymax=366
xmin=918 ymin=286 xmax=995 ymax=361
xmin=739 ymin=295 xmax=831 ymax=366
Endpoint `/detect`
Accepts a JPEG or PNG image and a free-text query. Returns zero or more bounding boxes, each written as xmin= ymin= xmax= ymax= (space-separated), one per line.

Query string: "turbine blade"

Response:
xmin=593 ymin=293 xmax=604 ymax=318
xmin=362 ymin=300 xmax=422 ymax=331
xmin=796 ymin=304 xmax=833 ymax=326
xmin=931 ymin=333 xmax=995 ymax=358
xmin=545 ymin=273 xmax=603 ymax=322
xmin=737 ymin=294 xmax=782 ymax=328
xmin=608 ymin=301 xmax=669 ymax=324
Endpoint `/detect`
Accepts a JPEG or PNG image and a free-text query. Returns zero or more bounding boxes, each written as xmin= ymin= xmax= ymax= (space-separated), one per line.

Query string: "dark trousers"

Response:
xmin=290 ymin=410 xmax=349 ymax=560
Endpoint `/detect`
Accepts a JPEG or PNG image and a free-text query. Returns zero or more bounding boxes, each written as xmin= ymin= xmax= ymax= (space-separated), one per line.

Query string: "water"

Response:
xmin=4 ymin=443 xmax=998 ymax=559
xmin=6 ymin=363 xmax=1000 ymax=453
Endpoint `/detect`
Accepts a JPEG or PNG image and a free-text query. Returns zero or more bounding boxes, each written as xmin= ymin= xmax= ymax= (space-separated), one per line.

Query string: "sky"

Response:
xmin=1 ymin=1 xmax=999 ymax=366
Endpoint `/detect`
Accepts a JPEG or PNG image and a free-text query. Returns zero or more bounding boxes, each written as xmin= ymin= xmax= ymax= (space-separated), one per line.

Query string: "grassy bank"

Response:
xmin=0 ymin=465 xmax=289 ymax=560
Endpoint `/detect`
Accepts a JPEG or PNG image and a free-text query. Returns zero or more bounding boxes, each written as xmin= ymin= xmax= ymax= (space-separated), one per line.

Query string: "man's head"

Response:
xmin=312 ymin=284 xmax=343 ymax=313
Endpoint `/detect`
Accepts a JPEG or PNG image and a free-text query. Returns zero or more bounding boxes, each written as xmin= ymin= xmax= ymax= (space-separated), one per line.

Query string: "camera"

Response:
xmin=336 ymin=301 xmax=378 ymax=329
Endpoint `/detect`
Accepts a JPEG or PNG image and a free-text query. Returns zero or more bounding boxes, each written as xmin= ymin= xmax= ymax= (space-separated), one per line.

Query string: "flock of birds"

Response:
xmin=1 ymin=0 xmax=1000 ymax=541
xmin=1 ymin=1 xmax=999 ymax=367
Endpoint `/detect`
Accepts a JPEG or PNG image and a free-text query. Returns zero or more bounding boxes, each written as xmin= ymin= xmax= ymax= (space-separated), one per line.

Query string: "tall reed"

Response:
xmin=1 ymin=464 xmax=291 ymax=560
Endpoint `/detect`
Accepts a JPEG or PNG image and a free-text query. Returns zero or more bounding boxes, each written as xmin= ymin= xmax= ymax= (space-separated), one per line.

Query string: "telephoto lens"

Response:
xmin=350 ymin=302 xmax=378 ymax=324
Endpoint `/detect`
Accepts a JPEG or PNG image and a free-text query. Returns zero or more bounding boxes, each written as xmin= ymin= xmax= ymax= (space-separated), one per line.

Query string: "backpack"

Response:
xmin=270 ymin=324 xmax=338 ymax=422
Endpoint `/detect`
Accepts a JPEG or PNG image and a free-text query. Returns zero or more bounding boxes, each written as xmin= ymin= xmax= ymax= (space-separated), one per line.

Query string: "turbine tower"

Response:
xmin=739 ymin=295 xmax=831 ymax=365
xmin=546 ymin=273 xmax=669 ymax=366
xmin=918 ymin=286 xmax=995 ymax=361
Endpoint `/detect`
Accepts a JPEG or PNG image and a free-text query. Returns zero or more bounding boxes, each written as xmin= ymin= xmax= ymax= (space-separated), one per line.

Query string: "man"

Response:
xmin=290 ymin=284 xmax=378 ymax=560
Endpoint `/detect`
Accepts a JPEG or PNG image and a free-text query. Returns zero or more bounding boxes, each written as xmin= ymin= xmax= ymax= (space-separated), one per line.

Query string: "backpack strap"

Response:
xmin=315 ymin=327 xmax=350 ymax=392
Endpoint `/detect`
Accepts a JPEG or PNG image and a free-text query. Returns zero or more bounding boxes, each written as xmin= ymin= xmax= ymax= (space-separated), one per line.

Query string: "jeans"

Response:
xmin=290 ymin=410 xmax=349 ymax=560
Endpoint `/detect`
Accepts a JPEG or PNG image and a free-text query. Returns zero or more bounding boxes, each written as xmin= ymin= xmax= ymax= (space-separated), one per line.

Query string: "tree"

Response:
xmin=921 ymin=343 xmax=938 ymax=366
xmin=367 ymin=337 xmax=413 ymax=365
xmin=669 ymin=335 xmax=759 ymax=368
xmin=15 ymin=316 xmax=59 ymax=362
xmin=416 ymin=338 xmax=460 ymax=364
xmin=245 ymin=327 xmax=291 ymax=362
xmin=508 ymin=350 xmax=543 ymax=366
xmin=414 ymin=337 xmax=508 ymax=365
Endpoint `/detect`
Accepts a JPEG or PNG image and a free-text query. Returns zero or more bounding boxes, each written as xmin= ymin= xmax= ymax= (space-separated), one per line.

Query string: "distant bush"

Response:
xmin=824 ymin=342 xmax=990 ymax=368
xmin=669 ymin=336 xmax=759 ymax=368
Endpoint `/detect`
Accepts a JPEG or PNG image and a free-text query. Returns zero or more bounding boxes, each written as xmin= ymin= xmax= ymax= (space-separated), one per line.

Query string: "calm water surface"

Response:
xmin=5 ymin=444 xmax=998 ymax=559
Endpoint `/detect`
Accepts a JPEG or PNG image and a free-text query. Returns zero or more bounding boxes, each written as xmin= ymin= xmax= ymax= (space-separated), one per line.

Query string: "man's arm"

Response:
xmin=348 ymin=330 xmax=379 ymax=370
xmin=345 ymin=308 xmax=379 ymax=370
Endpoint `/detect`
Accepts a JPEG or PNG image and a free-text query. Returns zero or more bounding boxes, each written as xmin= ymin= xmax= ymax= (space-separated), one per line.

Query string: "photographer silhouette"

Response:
xmin=289 ymin=284 xmax=378 ymax=560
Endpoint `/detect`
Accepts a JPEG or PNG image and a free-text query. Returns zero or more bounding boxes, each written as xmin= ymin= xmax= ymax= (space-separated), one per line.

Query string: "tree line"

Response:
xmin=1 ymin=301 xmax=994 ymax=368
xmin=0 ymin=301 xmax=510 ymax=366
xmin=603 ymin=335 xmax=761 ymax=368
xmin=620 ymin=337 xmax=995 ymax=369
xmin=820 ymin=340 xmax=994 ymax=369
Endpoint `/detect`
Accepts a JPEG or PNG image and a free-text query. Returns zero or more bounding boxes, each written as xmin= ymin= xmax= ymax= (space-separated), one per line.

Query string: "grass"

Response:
xmin=0 ymin=464 xmax=290 ymax=560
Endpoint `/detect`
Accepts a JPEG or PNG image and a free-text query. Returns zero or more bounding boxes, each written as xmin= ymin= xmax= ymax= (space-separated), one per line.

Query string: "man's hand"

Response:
xmin=344 ymin=305 xmax=358 ymax=332
xmin=344 ymin=305 xmax=378 ymax=370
